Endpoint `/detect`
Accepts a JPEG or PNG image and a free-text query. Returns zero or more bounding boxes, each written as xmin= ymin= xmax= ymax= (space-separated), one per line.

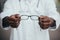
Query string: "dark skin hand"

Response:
xmin=8 ymin=14 xmax=21 ymax=28
xmin=38 ymin=16 xmax=54 ymax=29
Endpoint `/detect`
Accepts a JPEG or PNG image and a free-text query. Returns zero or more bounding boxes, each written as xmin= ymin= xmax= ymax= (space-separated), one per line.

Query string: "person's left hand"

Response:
xmin=38 ymin=16 xmax=54 ymax=29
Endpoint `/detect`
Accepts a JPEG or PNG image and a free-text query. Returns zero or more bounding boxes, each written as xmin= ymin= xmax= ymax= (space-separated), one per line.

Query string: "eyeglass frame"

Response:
xmin=20 ymin=15 xmax=39 ymax=20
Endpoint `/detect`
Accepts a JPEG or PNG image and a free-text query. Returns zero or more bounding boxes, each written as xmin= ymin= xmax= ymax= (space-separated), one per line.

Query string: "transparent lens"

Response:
xmin=21 ymin=15 xmax=28 ymax=20
xmin=31 ymin=15 xmax=38 ymax=20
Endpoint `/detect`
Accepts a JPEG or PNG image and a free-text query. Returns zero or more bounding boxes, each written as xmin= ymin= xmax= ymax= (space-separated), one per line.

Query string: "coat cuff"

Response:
xmin=50 ymin=19 xmax=56 ymax=29
xmin=2 ymin=16 xmax=10 ymax=28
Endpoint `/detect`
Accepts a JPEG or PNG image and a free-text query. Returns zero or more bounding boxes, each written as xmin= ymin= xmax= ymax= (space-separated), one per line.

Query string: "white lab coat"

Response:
xmin=0 ymin=0 xmax=60 ymax=40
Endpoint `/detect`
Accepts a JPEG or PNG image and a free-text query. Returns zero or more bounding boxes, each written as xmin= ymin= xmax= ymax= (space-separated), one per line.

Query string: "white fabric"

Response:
xmin=0 ymin=0 xmax=60 ymax=40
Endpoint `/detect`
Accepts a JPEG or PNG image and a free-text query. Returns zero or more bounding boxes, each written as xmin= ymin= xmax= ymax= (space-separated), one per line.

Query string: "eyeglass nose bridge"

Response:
xmin=25 ymin=16 xmax=32 ymax=20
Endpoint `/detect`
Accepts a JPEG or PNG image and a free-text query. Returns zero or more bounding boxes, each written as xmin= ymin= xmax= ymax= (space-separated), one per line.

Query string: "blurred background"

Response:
xmin=0 ymin=0 xmax=60 ymax=40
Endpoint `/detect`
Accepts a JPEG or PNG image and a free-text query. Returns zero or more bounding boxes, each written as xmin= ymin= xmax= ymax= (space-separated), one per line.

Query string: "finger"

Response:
xmin=15 ymin=14 xmax=21 ymax=21
xmin=41 ymin=18 xmax=51 ymax=23
xmin=41 ymin=23 xmax=50 ymax=28
xmin=10 ymin=15 xmax=15 ymax=18
xmin=40 ymin=23 xmax=49 ymax=29
xmin=38 ymin=16 xmax=45 ymax=22
xmin=40 ymin=19 xmax=53 ymax=25
xmin=40 ymin=16 xmax=49 ymax=18
xmin=42 ymin=19 xmax=50 ymax=22
xmin=8 ymin=17 xmax=17 ymax=22
xmin=10 ymin=14 xmax=20 ymax=19
xmin=9 ymin=21 xmax=17 ymax=25
xmin=9 ymin=21 xmax=15 ymax=24
xmin=10 ymin=15 xmax=19 ymax=21
xmin=39 ymin=16 xmax=50 ymax=22
xmin=10 ymin=21 xmax=20 ymax=28
xmin=43 ymin=22 xmax=50 ymax=25
xmin=39 ymin=22 xmax=50 ymax=26
xmin=38 ymin=16 xmax=45 ymax=19
xmin=48 ymin=20 xmax=53 ymax=25
xmin=40 ymin=21 xmax=48 ymax=25
xmin=15 ymin=14 xmax=20 ymax=18
xmin=10 ymin=15 xmax=16 ymax=20
xmin=10 ymin=14 xmax=20 ymax=18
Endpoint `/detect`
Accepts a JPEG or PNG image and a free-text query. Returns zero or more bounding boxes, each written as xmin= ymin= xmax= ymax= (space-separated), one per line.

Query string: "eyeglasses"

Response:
xmin=21 ymin=15 xmax=39 ymax=20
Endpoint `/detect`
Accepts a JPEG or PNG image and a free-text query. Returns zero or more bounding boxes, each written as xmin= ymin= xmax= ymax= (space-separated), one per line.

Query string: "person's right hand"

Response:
xmin=8 ymin=14 xmax=21 ymax=28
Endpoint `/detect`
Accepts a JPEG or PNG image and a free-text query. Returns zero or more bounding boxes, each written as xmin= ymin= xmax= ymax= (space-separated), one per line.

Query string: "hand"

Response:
xmin=38 ymin=16 xmax=54 ymax=29
xmin=8 ymin=14 xmax=21 ymax=28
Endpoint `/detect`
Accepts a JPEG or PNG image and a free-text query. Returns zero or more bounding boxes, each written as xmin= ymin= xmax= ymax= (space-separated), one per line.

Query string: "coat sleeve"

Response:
xmin=0 ymin=0 xmax=20 ymax=30
xmin=44 ymin=0 xmax=60 ymax=31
